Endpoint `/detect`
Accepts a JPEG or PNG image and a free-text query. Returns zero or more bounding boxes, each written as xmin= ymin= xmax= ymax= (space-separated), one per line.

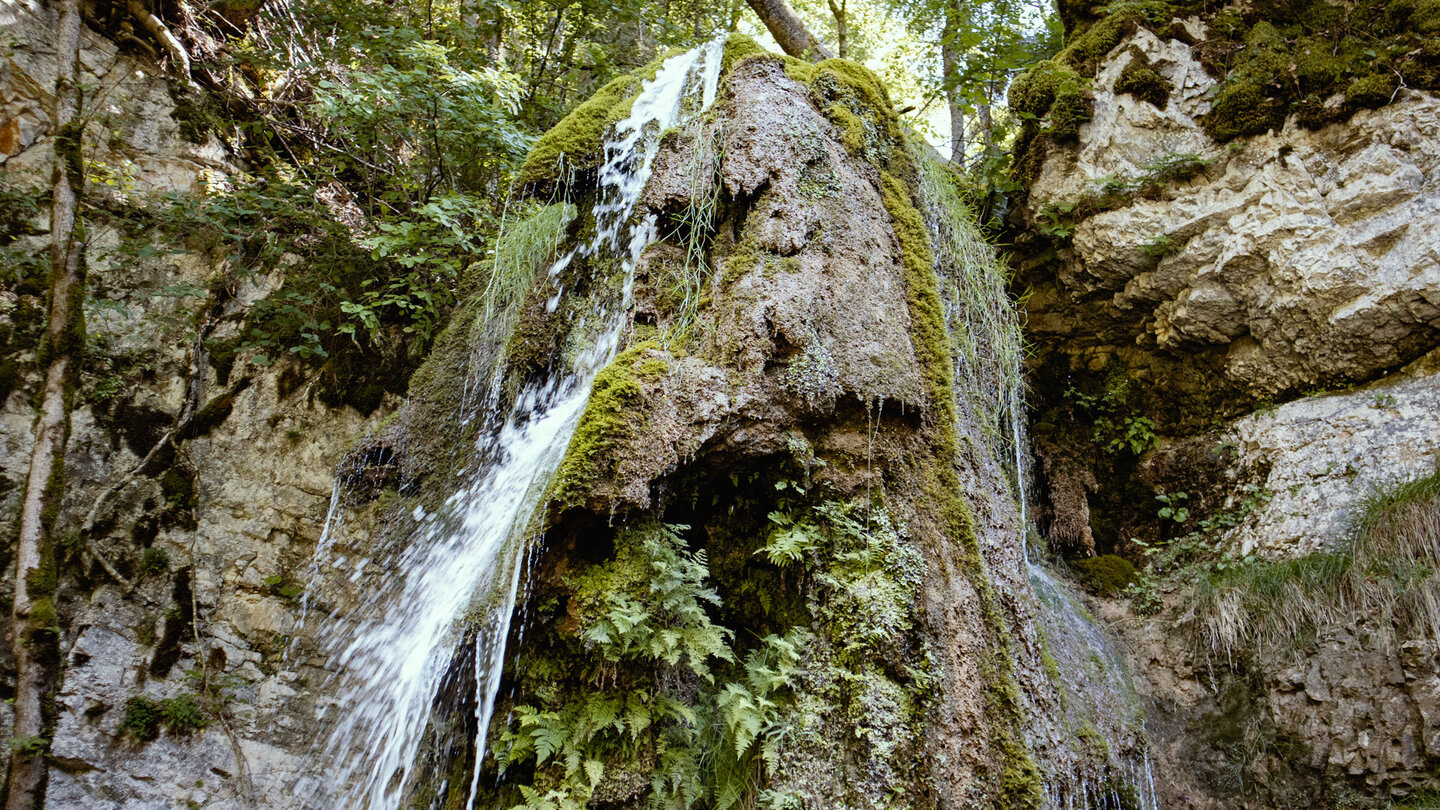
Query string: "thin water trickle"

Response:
xmin=299 ymin=38 xmax=726 ymax=810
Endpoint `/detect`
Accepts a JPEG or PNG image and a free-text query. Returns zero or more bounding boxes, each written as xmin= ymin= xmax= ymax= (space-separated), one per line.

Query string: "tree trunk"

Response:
xmin=826 ymin=0 xmax=847 ymax=59
xmin=4 ymin=0 xmax=84 ymax=806
xmin=744 ymin=0 xmax=834 ymax=61
xmin=976 ymin=99 xmax=992 ymax=167
xmin=940 ymin=5 xmax=966 ymax=164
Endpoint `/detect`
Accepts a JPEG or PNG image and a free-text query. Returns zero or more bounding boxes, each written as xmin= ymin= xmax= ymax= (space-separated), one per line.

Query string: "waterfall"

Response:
xmin=1029 ymin=562 xmax=1160 ymax=809
xmin=299 ymin=38 xmax=726 ymax=810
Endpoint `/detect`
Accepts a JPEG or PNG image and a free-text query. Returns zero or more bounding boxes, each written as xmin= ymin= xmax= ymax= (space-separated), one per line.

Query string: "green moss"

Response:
xmin=1346 ymin=72 xmax=1400 ymax=107
xmin=120 ymin=692 xmax=208 ymax=742
xmin=121 ymin=696 xmax=163 ymax=741
xmin=1063 ymin=13 xmax=1138 ymax=74
xmin=1115 ymin=47 xmax=1171 ymax=107
xmin=204 ymin=336 xmax=240 ymax=386
xmin=515 ymin=48 xmax=701 ymax=196
xmin=159 ymin=693 xmax=209 ymax=734
xmin=544 ymin=342 xmax=668 ymax=511
xmin=141 ymin=546 xmax=170 ymax=576
xmin=1072 ymin=554 xmax=1139 ymax=596
xmin=23 ymin=556 xmax=57 ymax=598
xmin=514 ymin=74 xmax=642 ymax=194
xmin=1203 ymin=80 xmax=1285 ymax=141
xmin=721 ymin=34 xmax=767 ymax=74
xmin=795 ymin=59 xmax=906 ymax=169
xmin=1418 ymin=0 xmax=1440 ymax=32
xmin=26 ymin=596 xmax=57 ymax=634
xmin=1007 ymin=61 xmax=1089 ymax=143
xmin=827 ymin=104 xmax=866 ymax=155
xmin=879 ymin=169 xmax=1042 ymax=806
xmin=39 ymin=455 xmax=65 ymax=533
xmin=190 ymin=392 xmax=237 ymax=435
xmin=0 ymin=357 xmax=19 ymax=403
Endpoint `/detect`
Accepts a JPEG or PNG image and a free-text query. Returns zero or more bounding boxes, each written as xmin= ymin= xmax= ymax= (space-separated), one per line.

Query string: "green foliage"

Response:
xmin=914 ymin=150 xmax=1027 ymax=468
xmin=487 ymin=202 xmax=577 ymax=319
xmin=140 ymin=547 xmax=170 ymax=576
xmin=310 ymin=37 xmax=528 ymax=203
xmin=758 ymin=510 xmax=822 ymax=568
xmin=568 ymin=522 xmax=734 ymax=679
xmin=1063 ymin=376 xmax=1158 ymax=456
xmin=495 ymin=515 xmax=810 ymax=810
xmin=1155 ymin=491 xmax=1189 ymax=524
xmin=1072 ymin=554 xmax=1139 ymax=596
xmin=1126 ymin=570 xmax=1164 ymax=614
xmin=120 ymin=692 xmax=211 ymax=741
xmin=8 ymin=735 xmax=47 ymax=755
xmin=159 ymin=693 xmax=210 ymax=734
xmin=120 ymin=696 xmax=163 ymax=741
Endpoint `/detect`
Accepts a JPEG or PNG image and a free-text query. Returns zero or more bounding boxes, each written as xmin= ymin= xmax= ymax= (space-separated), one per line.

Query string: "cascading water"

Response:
xmin=299 ymin=38 xmax=726 ymax=810
xmin=1029 ymin=562 xmax=1161 ymax=810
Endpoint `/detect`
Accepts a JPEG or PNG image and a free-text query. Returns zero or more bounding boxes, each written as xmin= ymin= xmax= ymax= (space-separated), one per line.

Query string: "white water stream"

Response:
xmin=301 ymin=38 xmax=725 ymax=810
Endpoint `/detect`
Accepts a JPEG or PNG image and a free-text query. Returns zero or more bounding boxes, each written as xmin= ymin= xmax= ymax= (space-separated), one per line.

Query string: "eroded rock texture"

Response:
xmin=1015 ymin=12 xmax=1440 ymax=808
xmin=1 ymin=5 xmax=394 ymax=807
xmin=1019 ymin=25 xmax=1440 ymax=416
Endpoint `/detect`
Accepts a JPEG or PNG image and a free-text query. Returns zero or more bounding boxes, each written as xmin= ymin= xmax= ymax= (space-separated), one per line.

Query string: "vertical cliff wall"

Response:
xmin=1009 ymin=0 xmax=1440 ymax=804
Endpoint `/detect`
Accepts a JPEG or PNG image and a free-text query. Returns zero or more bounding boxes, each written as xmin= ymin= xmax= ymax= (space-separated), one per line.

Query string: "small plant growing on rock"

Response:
xmin=8 ymin=735 xmax=46 ymax=755
xmin=120 ymin=696 xmax=163 ymax=741
xmin=120 ymin=692 xmax=210 ymax=741
xmin=140 ymin=546 xmax=170 ymax=575
xmin=159 ymin=694 xmax=209 ymax=735
xmin=1155 ymin=492 xmax=1190 ymax=524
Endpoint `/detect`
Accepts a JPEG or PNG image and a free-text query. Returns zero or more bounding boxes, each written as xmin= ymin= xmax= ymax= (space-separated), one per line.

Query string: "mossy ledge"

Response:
xmin=516 ymin=34 xmax=765 ymax=198
xmin=542 ymin=341 xmax=669 ymax=514
xmin=1010 ymin=0 xmax=1440 ymax=181
xmin=879 ymin=168 xmax=1044 ymax=806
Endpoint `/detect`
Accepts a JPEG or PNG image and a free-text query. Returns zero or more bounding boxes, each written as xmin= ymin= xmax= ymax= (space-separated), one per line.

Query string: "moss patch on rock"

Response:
xmin=879 ymin=167 xmax=1044 ymax=807
xmin=1072 ymin=554 xmax=1139 ymax=596
xmin=544 ymin=342 xmax=669 ymax=512
xmin=513 ymin=73 xmax=643 ymax=196
xmin=1115 ymin=46 xmax=1172 ymax=108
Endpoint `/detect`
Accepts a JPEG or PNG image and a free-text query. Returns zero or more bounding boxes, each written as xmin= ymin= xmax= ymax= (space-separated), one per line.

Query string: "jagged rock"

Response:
xmin=1020 ymin=24 xmax=1440 ymax=411
xmin=0 ymin=5 xmax=396 ymax=807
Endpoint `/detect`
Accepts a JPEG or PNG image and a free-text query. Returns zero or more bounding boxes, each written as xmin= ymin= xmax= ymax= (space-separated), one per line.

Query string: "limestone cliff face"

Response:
xmin=1019 ymin=29 xmax=1440 ymax=415
xmin=1 ymin=5 xmax=393 ymax=807
xmin=1013 ymin=10 xmax=1440 ymax=807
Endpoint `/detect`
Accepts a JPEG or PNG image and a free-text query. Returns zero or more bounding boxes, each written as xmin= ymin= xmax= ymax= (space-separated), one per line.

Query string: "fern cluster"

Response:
xmin=493 ymin=494 xmax=933 ymax=810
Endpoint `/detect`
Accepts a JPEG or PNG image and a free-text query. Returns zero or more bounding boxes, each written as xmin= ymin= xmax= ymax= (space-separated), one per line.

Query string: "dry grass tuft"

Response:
xmin=1195 ymin=469 xmax=1440 ymax=664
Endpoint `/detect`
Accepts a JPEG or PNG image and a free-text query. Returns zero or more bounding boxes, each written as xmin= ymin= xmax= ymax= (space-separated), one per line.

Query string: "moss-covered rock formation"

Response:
xmin=336 ymin=38 xmax=1159 ymax=809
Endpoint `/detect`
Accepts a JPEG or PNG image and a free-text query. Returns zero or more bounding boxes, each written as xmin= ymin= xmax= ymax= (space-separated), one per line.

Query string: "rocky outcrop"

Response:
xmin=1 ymin=5 xmax=394 ymax=807
xmin=1014 ymin=10 xmax=1440 ymax=807
xmin=346 ymin=49 xmax=1155 ymax=810
xmin=1018 ymin=24 xmax=1440 ymax=419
